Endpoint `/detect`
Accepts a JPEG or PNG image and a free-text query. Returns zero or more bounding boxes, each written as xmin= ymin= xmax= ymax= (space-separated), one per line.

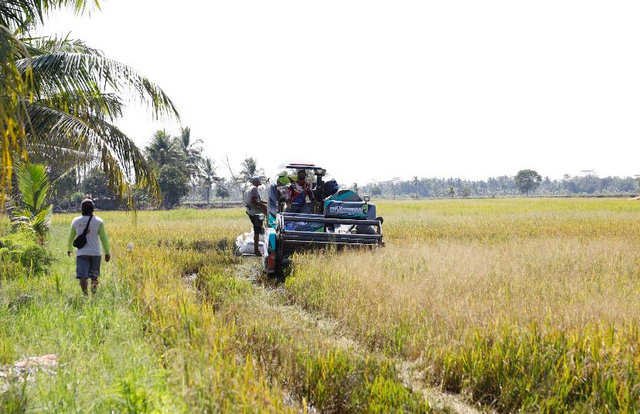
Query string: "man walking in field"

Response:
xmin=244 ymin=177 xmax=267 ymax=255
xmin=67 ymin=199 xmax=111 ymax=295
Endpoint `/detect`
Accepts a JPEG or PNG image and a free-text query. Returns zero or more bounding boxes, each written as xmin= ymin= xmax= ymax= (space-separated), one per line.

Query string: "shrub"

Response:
xmin=0 ymin=231 xmax=52 ymax=279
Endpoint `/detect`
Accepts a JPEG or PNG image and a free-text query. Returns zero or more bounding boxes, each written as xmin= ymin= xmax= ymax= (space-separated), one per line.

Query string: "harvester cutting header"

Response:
xmin=236 ymin=162 xmax=384 ymax=275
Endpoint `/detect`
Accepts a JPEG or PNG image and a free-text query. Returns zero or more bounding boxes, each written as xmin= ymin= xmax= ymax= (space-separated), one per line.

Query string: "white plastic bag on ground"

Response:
xmin=235 ymin=232 xmax=264 ymax=255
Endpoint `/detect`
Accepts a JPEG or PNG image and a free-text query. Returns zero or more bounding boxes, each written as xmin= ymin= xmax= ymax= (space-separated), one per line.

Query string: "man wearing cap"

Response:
xmin=244 ymin=177 xmax=267 ymax=255
xmin=286 ymin=170 xmax=315 ymax=213
xmin=67 ymin=199 xmax=111 ymax=295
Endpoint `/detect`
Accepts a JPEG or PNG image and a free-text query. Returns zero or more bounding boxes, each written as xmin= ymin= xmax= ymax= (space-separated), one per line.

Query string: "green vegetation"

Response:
xmin=515 ymin=169 xmax=542 ymax=195
xmin=10 ymin=163 xmax=53 ymax=244
xmin=0 ymin=231 xmax=52 ymax=279
xmin=362 ymin=174 xmax=640 ymax=198
xmin=2 ymin=207 xmax=435 ymax=413
xmin=3 ymin=198 xmax=640 ymax=412
xmin=0 ymin=0 xmax=177 ymax=203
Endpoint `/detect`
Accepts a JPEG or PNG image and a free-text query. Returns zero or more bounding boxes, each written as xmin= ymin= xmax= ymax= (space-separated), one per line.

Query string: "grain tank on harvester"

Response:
xmin=239 ymin=162 xmax=384 ymax=276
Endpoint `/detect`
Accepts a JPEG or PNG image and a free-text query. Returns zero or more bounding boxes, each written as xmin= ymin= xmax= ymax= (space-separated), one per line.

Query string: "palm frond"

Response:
xmin=0 ymin=1 xmax=99 ymax=31
xmin=14 ymin=162 xmax=50 ymax=213
xmin=16 ymin=52 xmax=179 ymax=120
xmin=33 ymin=90 xmax=124 ymax=121
xmin=11 ymin=162 xmax=53 ymax=243
xmin=0 ymin=2 xmax=175 ymax=207
xmin=26 ymin=103 xmax=160 ymax=203
xmin=22 ymin=33 xmax=103 ymax=57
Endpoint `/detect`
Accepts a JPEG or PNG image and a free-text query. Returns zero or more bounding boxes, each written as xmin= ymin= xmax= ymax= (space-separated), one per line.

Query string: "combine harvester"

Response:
xmin=237 ymin=163 xmax=384 ymax=276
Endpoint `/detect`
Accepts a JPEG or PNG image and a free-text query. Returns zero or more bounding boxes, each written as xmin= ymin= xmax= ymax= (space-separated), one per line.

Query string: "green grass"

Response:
xmin=0 ymin=225 xmax=176 ymax=412
xmin=4 ymin=198 xmax=639 ymax=412
xmin=2 ymin=208 xmax=432 ymax=412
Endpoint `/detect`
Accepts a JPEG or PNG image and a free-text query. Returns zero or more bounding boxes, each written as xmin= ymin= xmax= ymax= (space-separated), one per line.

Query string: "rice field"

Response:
xmin=2 ymin=198 xmax=640 ymax=412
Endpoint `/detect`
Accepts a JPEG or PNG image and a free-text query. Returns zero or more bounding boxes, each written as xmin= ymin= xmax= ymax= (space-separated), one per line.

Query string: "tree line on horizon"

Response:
xmin=362 ymin=170 xmax=640 ymax=199
xmin=52 ymin=153 xmax=640 ymax=210
xmin=49 ymin=127 xmax=267 ymax=210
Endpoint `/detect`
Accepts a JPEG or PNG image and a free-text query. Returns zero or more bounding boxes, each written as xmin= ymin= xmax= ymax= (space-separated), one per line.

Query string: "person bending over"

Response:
xmin=67 ymin=199 xmax=110 ymax=295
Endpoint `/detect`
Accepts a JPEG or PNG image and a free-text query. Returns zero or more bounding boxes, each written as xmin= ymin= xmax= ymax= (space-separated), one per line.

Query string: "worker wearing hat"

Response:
xmin=286 ymin=170 xmax=315 ymax=213
xmin=244 ymin=177 xmax=267 ymax=255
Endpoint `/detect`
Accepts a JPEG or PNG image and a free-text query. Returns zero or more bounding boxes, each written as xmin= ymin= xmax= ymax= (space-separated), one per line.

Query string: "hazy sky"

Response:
xmin=43 ymin=1 xmax=640 ymax=184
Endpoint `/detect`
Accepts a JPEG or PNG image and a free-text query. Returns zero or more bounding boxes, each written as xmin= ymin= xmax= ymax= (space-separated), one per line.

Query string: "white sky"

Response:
xmin=42 ymin=0 xmax=640 ymax=184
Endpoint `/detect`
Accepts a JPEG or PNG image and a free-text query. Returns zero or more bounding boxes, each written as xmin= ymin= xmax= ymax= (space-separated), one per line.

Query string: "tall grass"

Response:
xmin=285 ymin=198 xmax=640 ymax=412
xmin=6 ymin=198 xmax=635 ymax=412
xmin=2 ymin=208 xmax=431 ymax=412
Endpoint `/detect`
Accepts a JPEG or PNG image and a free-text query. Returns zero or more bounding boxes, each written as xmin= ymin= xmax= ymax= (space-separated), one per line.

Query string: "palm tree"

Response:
xmin=1 ymin=1 xmax=178 ymax=204
xmin=175 ymin=127 xmax=203 ymax=180
xmin=145 ymin=130 xmax=183 ymax=170
xmin=412 ymin=176 xmax=420 ymax=198
xmin=239 ymin=157 xmax=265 ymax=184
xmin=199 ymin=157 xmax=218 ymax=205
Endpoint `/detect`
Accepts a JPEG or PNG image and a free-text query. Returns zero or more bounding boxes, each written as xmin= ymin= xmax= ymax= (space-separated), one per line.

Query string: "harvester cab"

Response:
xmin=261 ymin=162 xmax=384 ymax=276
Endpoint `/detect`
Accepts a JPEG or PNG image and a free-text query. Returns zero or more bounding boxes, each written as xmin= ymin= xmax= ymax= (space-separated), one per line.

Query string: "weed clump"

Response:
xmin=0 ymin=231 xmax=52 ymax=280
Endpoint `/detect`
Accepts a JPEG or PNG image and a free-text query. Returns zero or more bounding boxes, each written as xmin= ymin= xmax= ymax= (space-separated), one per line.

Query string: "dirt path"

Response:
xmin=233 ymin=259 xmax=487 ymax=414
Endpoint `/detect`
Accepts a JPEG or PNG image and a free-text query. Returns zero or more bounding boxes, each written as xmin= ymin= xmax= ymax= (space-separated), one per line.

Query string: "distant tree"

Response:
xmin=71 ymin=192 xmax=85 ymax=211
xmin=84 ymin=168 xmax=120 ymax=210
xmin=411 ymin=176 xmax=420 ymax=198
xmin=515 ymin=169 xmax=542 ymax=195
xmin=239 ymin=157 xmax=265 ymax=184
xmin=145 ymin=130 xmax=184 ymax=171
xmin=371 ymin=185 xmax=383 ymax=197
xmin=575 ymin=174 xmax=600 ymax=194
xmin=199 ymin=157 xmax=218 ymax=205
xmin=391 ymin=177 xmax=401 ymax=200
xmin=460 ymin=186 xmax=471 ymax=198
xmin=158 ymin=165 xmax=189 ymax=209
xmin=221 ymin=156 xmax=243 ymax=200
xmin=216 ymin=180 xmax=231 ymax=206
xmin=175 ymin=127 xmax=203 ymax=180
xmin=49 ymin=167 xmax=78 ymax=211
xmin=447 ymin=186 xmax=455 ymax=198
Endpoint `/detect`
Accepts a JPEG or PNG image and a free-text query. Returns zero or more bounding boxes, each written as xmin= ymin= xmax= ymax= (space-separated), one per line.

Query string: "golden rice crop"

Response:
xmin=5 ymin=198 xmax=637 ymax=412
xmin=286 ymin=198 xmax=640 ymax=412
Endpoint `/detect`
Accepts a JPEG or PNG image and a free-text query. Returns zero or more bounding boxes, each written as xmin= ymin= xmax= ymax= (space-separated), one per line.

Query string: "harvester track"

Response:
xmin=233 ymin=259 xmax=487 ymax=414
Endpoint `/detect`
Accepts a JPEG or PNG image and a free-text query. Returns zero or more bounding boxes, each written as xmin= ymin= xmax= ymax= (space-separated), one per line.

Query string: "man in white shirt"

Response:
xmin=67 ymin=199 xmax=111 ymax=295
xmin=244 ymin=177 xmax=267 ymax=255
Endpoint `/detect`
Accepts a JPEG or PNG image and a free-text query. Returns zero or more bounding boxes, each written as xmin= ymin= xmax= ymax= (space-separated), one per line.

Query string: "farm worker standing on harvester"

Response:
xmin=286 ymin=170 xmax=315 ymax=213
xmin=244 ymin=177 xmax=267 ymax=256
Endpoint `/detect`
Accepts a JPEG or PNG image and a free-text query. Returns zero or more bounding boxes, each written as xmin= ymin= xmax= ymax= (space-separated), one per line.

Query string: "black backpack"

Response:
xmin=73 ymin=215 xmax=93 ymax=249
